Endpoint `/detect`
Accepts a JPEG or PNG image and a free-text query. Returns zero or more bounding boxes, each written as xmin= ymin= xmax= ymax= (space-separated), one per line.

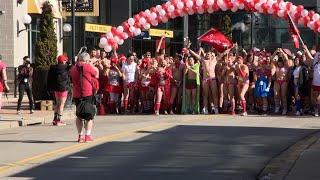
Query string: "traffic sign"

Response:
xmin=149 ymin=29 xmax=174 ymax=38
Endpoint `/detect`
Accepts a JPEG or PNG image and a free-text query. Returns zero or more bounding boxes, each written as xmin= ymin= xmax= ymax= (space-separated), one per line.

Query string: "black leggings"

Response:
xmin=17 ymin=83 xmax=34 ymax=111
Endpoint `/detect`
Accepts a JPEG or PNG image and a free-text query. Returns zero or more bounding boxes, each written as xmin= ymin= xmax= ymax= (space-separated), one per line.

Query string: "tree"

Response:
xmin=34 ymin=1 xmax=57 ymax=69
xmin=219 ymin=15 xmax=232 ymax=39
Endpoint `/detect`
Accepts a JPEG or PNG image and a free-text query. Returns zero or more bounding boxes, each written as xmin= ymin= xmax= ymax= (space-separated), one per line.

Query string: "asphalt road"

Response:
xmin=3 ymin=115 xmax=318 ymax=180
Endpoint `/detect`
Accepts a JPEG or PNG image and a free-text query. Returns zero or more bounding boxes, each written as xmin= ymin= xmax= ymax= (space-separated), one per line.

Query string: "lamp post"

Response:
xmin=18 ymin=14 xmax=33 ymax=61
xmin=71 ymin=0 xmax=76 ymax=65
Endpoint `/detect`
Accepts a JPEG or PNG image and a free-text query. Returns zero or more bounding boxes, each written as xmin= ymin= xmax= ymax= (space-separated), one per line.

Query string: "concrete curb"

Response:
xmin=257 ymin=130 xmax=320 ymax=180
xmin=0 ymin=110 xmax=76 ymax=130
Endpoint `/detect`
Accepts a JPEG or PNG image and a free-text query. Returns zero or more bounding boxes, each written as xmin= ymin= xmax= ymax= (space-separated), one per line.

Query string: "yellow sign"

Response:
xmin=85 ymin=23 xmax=111 ymax=33
xmin=149 ymin=29 xmax=174 ymax=38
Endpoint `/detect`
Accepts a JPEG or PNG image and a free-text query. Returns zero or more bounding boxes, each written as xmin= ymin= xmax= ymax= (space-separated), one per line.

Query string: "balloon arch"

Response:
xmin=99 ymin=0 xmax=320 ymax=52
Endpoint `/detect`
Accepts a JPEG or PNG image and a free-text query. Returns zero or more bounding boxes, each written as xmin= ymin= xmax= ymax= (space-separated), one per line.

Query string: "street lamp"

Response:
xmin=63 ymin=23 xmax=72 ymax=33
xmin=17 ymin=14 xmax=32 ymax=36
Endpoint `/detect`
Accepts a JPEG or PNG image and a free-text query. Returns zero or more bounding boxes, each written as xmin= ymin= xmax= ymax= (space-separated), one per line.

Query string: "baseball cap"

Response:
xmin=57 ymin=55 xmax=68 ymax=63
xmin=78 ymin=52 xmax=90 ymax=62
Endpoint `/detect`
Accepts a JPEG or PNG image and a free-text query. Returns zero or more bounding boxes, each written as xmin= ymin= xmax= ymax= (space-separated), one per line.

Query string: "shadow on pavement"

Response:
xmin=10 ymin=125 xmax=315 ymax=180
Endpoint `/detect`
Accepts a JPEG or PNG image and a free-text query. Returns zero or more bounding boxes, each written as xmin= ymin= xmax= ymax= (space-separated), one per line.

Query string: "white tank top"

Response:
xmin=313 ymin=61 xmax=320 ymax=86
xmin=293 ymin=66 xmax=301 ymax=79
xmin=122 ymin=62 xmax=137 ymax=83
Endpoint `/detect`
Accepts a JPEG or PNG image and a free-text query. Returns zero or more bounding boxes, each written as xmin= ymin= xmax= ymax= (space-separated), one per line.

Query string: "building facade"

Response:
xmin=0 ymin=0 xmax=63 ymax=68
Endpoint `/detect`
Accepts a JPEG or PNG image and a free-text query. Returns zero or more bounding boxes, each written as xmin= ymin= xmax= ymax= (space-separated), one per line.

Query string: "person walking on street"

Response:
xmin=17 ymin=56 xmax=34 ymax=115
xmin=47 ymin=55 xmax=71 ymax=126
xmin=0 ymin=54 xmax=10 ymax=115
xmin=70 ymin=52 xmax=98 ymax=143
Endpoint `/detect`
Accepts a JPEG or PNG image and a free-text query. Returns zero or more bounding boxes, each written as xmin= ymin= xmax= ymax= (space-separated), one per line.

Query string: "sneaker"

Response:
xmin=275 ymin=107 xmax=280 ymax=114
xmin=155 ymin=111 xmax=160 ymax=116
xmin=55 ymin=121 xmax=66 ymax=126
xmin=170 ymin=110 xmax=174 ymax=115
xmin=164 ymin=110 xmax=168 ymax=115
xmin=30 ymin=110 xmax=34 ymax=114
xmin=214 ymin=108 xmax=219 ymax=115
xmin=17 ymin=111 xmax=21 ymax=115
xmin=78 ymin=135 xmax=85 ymax=143
xmin=295 ymin=111 xmax=301 ymax=116
xmin=282 ymin=110 xmax=287 ymax=115
xmin=85 ymin=135 xmax=94 ymax=142
xmin=231 ymin=111 xmax=236 ymax=116
xmin=241 ymin=112 xmax=248 ymax=116
xmin=202 ymin=108 xmax=208 ymax=115
xmin=315 ymin=110 xmax=319 ymax=117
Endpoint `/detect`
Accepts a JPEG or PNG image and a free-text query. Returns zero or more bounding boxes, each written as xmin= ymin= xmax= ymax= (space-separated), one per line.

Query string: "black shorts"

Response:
xmin=74 ymin=96 xmax=94 ymax=106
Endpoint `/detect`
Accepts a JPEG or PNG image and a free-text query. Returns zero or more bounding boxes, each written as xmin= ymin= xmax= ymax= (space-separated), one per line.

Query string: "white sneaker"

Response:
xmin=155 ymin=111 xmax=160 ymax=116
xmin=282 ymin=110 xmax=287 ymax=115
xmin=295 ymin=111 xmax=301 ymax=116
xmin=17 ymin=111 xmax=21 ymax=115
xmin=202 ymin=108 xmax=208 ymax=115
xmin=214 ymin=108 xmax=219 ymax=114
xmin=241 ymin=112 xmax=248 ymax=116
xmin=315 ymin=110 xmax=319 ymax=117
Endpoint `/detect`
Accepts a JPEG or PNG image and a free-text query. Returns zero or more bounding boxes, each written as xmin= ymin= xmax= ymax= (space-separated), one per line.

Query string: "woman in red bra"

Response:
xmin=271 ymin=48 xmax=289 ymax=115
xmin=236 ymin=56 xmax=250 ymax=116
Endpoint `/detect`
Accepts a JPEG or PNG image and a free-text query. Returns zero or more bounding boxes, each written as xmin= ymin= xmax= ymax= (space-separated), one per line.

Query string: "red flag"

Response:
xmin=288 ymin=14 xmax=300 ymax=48
xmin=198 ymin=28 xmax=234 ymax=53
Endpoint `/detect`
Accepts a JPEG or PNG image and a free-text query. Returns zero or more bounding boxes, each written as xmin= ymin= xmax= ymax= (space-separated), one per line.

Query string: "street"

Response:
xmin=0 ymin=115 xmax=319 ymax=179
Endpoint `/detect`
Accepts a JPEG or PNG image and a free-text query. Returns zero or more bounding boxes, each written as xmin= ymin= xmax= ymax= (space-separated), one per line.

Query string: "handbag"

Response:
xmin=75 ymin=65 xmax=96 ymax=120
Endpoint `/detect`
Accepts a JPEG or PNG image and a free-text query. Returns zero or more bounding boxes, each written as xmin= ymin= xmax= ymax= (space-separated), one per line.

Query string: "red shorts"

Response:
xmin=313 ymin=85 xmax=320 ymax=92
xmin=107 ymin=85 xmax=122 ymax=94
xmin=54 ymin=91 xmax=68 ymax=98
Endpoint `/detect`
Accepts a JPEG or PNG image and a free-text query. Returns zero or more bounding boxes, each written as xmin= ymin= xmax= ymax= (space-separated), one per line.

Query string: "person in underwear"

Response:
xmin=169 ymin=54 xmax=184 ymax=114
xmin=236 ymin=56 xmax=250 ymax=116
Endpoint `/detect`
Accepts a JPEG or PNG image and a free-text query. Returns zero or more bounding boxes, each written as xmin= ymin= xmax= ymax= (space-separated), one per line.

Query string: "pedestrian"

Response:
xmin=70 ymin=52 xmax=98 ymax=143
xmin=17 ymin=56 xmax=34 ymax=115
xmin=0 ymin=54 xmax=10 ymax=113
xmin=47 ymin=55 xmax=71 ymax=126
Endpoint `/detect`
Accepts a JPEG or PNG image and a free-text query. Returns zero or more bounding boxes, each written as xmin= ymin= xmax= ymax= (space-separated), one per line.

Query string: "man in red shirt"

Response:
xmin=0 ymin=54 xmax=10 ymax=114
xmin=70 ymin=52 xmax=98 ymax=143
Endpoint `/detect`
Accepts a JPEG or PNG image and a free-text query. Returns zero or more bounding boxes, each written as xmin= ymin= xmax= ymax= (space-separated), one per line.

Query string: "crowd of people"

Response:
xmin=62 ymin=40 xmax=320 ymax=119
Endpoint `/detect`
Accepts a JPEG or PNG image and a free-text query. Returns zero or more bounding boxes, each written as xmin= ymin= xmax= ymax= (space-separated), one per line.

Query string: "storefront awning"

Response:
xmin=28 ymin=0 xmax=62 ymax=19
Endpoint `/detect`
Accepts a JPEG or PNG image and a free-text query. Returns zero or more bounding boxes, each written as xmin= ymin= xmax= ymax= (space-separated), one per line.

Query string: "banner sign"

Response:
xmin=149 ymin=29 xmax=174 ymax=38
xmin=63 ymin=0 xmax=99 ymax=16
xmin=85 ymin=23 xmax=112 ymax=33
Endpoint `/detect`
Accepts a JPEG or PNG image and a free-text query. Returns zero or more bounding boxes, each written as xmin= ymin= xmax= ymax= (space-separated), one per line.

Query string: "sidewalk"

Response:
xmin=0 ymin=95 xmax=75 ymax=130
xmin=284 ymin=132 xmax=320 ymax=180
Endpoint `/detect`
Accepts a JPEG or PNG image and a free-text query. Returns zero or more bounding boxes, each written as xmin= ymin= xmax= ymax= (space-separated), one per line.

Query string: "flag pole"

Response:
xmin=287 ymin=13 xmax=306 ymax=47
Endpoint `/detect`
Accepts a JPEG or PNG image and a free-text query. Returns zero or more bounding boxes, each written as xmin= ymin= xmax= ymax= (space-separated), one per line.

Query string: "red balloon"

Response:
xmin=272 ymin=4 xmax=279 ymax=11
xmin=150 ymin=7 xmax=157 ymax=13
xmin=315 ymin=21 xmax=320 ymax=29
xmin=134 ymin=15 xmax=140 ymax=22
xmin=262 ymin=3 xmax=268 ymax=12
xmin=286 ymin=2 xmax=292 ymax=11
xmin=174 ymin=10 xmax=180 ymax=16
xmin=304 ymin=16 xmax=311 ymax=26
xmin=146 ymin=17 xmax=152 ymax=23
xmin=296 ymin=5 xmax=304 ymax=12
xmin=162 ymin=4 xmax=168 ymax=10
xmin=108 ymin=39 xmax=116 ymax=45
xmin=111 ymin=27 xmax=117 ymax=34
xmin=309 ymin=10 xmax=315 ymax=18
xmin=122 ymin=22 xmax=130 ymax=31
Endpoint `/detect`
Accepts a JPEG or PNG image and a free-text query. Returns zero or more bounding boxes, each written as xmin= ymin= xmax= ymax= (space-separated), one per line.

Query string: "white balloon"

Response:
xmin=128 ymin=18 xmax=135 ymax=26
xmin=278 ymin=10 xmax=285 ymax=17
xmin=160 ymin=10 xmax=166 ymax=16
xmin=198 ymin=8 xmax=204 ymax=14
xmin=308 ymin=21 xmax=315 ymax=29
xmin=117 ymin=26 xmax=124 ymax=32
xmin=231 ymin=7 xmax=238 ymax=12
xmin=318 ymin=27 xmax=320 ymax=32
xmin=139 ymin=18 xmax=146 ymax=25
xmin=106 ymin=32 xmax=113 ymax=39
xmin=301 ymin=9 xmax=308 ymax=17
xmin=290 ymin=5 xmax=297 ymax=13
xmin=267 ymin=0 xmax=273 ymax=7
xmin=99 ymin=42 xmax=105 ymax=49
xmin=114 ymin=36 xmax=120 ymax=44
xmin=156 ymin=5 xmax=162 ymax=11
xmin=313 ymin=14 xmax=320 ymax=21
xmin=134 ymin=28 xmax=142 ymax=36
xmin=100 ymin=37 xmax=107 ymax=45
xmin=255 ymin=3 xmax=261 ymax=11
xmin=267 ymin=8 xmax=274 ymax=14
xmin=151 ymin=12 xmax=157 ymax=19
xmin=208 ymin=7 xmax=214 ymax=13
xmin=145 ymin=9 xmax=151 ymax=15
xmin=123 ymin=33 xmax=129 ymax=39
xmin=207 ymin=0 xmax=214 ymax=6
xmin=279 ymin=2 xmax=286 ymax=10
xmin=129 ymin=26 xmax=135 ymax=33
xmin=168 ymin=5 xmax=175 ymax=12
xmin=151 ymin=20 xmax=158 ymax=26
xmin=196 ymin=0 xmax=203 ymax=6
xmin=188 ymin=9 xmax=195 ymax=15
xmin=186 ymin=1 xmax=194 ymax=8
xmin=162 ymin=17 xmax=168 ymax=23
xmin=104 ymin=45 xmax=112 ymax=52
xmin=177 ymin=2 xmax=184 ymax=9
xmin=239 ymin=3 xmax=245 ymax=9
xmin=298 ymin=18 xmax=304 ymax=25
xmin=143 ymin=23 xmax=151 ymax=30
xmin=118 ymin=39 xmax=124 ymax=45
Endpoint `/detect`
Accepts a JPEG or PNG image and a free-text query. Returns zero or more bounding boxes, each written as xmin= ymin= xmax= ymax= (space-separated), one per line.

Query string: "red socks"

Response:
xmin=154 ymin=103 xmax=161 ymax=111
xmin=241 ymin=100 xmax=247 ymax=113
